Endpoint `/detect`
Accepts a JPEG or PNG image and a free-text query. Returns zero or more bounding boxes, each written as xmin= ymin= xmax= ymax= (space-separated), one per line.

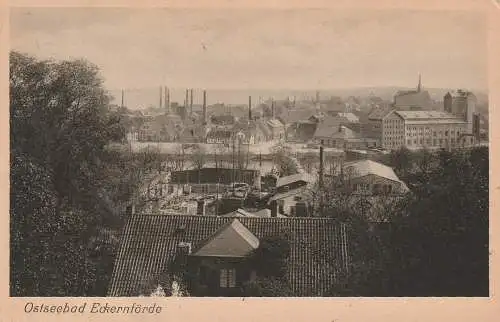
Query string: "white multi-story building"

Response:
xmin=379 ymin=110 xmax=475 ymax=150
xmin=369 ymin=90 xmax=479 ymax=150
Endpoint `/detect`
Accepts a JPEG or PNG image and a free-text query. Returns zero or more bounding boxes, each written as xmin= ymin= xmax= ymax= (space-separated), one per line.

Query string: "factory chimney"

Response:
xmin=121 ymin=89 xmax=124 ymax=108
xmin=271 ymin=99 xmax=275 ymax=119
xmin=190 ymin=88 xmax=194 ymax=115
xmin=159 ymin=86 xmax=163 ymax=109
xmin=203 ymin=90 xmax=207 ymax=125
xmin=164 ymin=86 xmax=169 ymax=113
xmin=248 ymin=96 xmax=252 ymax=120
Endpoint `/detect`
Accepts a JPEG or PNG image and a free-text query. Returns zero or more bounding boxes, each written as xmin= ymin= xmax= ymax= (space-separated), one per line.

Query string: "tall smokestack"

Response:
xmin=185 ymin=89 xmax=189 ymax=108
xmin=271 ymin=99 xmax=275 ymax=118
xmin=121 ymin=89 xmax=124 ymax=108
xmin=248 ymin=96 xmax=252 ymax=120
xmin=190 ymin=89 xmax=194 ymax=114
xmin=165 ymin=87 xmax=170 ymax=113
xmin=159 ymin=86 xmax=163 ymax=109
xmin=319 ymin=142 xmax=324 ymax=190
xmin=203 ymin=90 xmax=207 ymax=124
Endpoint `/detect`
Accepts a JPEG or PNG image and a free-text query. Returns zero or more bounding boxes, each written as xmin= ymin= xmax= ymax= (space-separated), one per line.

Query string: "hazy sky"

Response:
xmin=10 ymin=8 xmax=487 ymax=106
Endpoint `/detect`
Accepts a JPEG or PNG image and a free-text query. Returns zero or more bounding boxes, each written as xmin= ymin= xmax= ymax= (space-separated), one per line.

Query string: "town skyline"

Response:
xmin=11 ymin=8 xmax=487 ymax=101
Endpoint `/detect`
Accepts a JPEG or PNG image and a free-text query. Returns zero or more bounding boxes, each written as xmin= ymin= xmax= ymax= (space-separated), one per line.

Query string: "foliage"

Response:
xmin=388 ymin=147 xmax=489 ymax=296
xmin=331 ymin=147 xmax=489 ymax=296
xmin=242 ymin=235 xmax=292 ymax=296
xmin=10 ymin=51 xmax=127 ymax=296
xmin=242 ymin=277 xmax=293 ymax=297
xmin=270 ymin=144 xmax=297 ymax=176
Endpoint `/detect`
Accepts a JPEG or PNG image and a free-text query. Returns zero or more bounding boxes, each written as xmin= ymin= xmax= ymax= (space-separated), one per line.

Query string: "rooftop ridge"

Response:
xmin=128 ymin=213 xmax=338 ymax=220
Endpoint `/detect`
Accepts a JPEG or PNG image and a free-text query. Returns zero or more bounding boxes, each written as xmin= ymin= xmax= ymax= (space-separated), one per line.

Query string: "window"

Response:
xmin=220 ymin=268 xmax=236 ymax=288
xmin=445 ymin=130 xmax=449 ymax=136
xmin=433 ymin=131 xmax=437 ymax=137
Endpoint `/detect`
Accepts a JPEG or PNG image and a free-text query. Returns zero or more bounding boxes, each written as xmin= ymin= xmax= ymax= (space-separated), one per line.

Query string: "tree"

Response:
xmin=270 ymin=143 xmax=297 ymax=177
xmin=10 ymin=51 xmax=125 ymax=296
xmin=388 ymin=146 xmax=412 ymax=179
xmin=388 ymin=147 xmax=489 ymax=296
xmin=241 ymin=236 xmax=292 ymax=296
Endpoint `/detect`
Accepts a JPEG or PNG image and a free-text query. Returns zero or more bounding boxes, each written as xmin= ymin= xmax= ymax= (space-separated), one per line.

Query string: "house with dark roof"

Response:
xmin=393 ymin=75 xmax=433 ymax=110
xmin=108 ymin=214 xmax=351 ymax=297
xmin=206 ymin=128 xmax=233 ymax=145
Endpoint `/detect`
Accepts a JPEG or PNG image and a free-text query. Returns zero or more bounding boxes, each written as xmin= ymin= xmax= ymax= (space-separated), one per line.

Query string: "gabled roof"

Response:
xmin=108 ymin=214 xmax=350 ymax=296
xmin=276 ymin=173 xmax=310 ymax=188
xmin=313 ymin=116 xmax=352 ymax=138
xmin=268 ymin=186 xmax=312 ymax=202
xmin=337 ymin=112 xmax=360 ymax=123
xmin=207 ymin=128 xmax=233 ymax=139
xmin=267 ymin=118 xmax=284 ymax=128
xmin=192 ymin=218 xmax=260 ymax=257
xmin=343 ymin=160 xmax=408 ymax=190
xmin=221 ymin=208 xmax=278 ymax=218
xmin=368 ymin=106 xmax=395 ymax=120
xmin=278 ymin=109 xmax=316 ymax=125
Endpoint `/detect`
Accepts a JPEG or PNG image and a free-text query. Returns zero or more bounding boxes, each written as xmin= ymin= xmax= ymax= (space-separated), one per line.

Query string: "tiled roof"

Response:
xmin=278 ymin=109 xmax=316 ymax=125
xmin=393 ymin=90 xmax=432 ymax=108
xmin=313 ymin=116 xmax=350 ymax=138
xmin=108 ymin=214 xmax=350 ymax=296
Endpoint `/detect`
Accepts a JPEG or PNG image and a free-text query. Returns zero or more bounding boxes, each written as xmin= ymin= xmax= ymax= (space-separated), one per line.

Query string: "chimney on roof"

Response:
xmin=248 ymin=96 xmax=252 ymax=120
xmin=270 ymin=200 xmax=278 ymax=217
xmin=203 ymin=90 xmax=207 ymax=124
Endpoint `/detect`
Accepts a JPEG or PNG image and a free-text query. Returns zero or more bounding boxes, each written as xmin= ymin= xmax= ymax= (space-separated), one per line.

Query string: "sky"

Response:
xmin=10 ymin=8 xmax=488 ymax=107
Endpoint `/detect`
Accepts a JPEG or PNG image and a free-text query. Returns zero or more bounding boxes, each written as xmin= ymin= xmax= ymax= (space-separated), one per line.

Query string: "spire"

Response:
xmin=417 ymin=74 xmax=422 ymax=92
